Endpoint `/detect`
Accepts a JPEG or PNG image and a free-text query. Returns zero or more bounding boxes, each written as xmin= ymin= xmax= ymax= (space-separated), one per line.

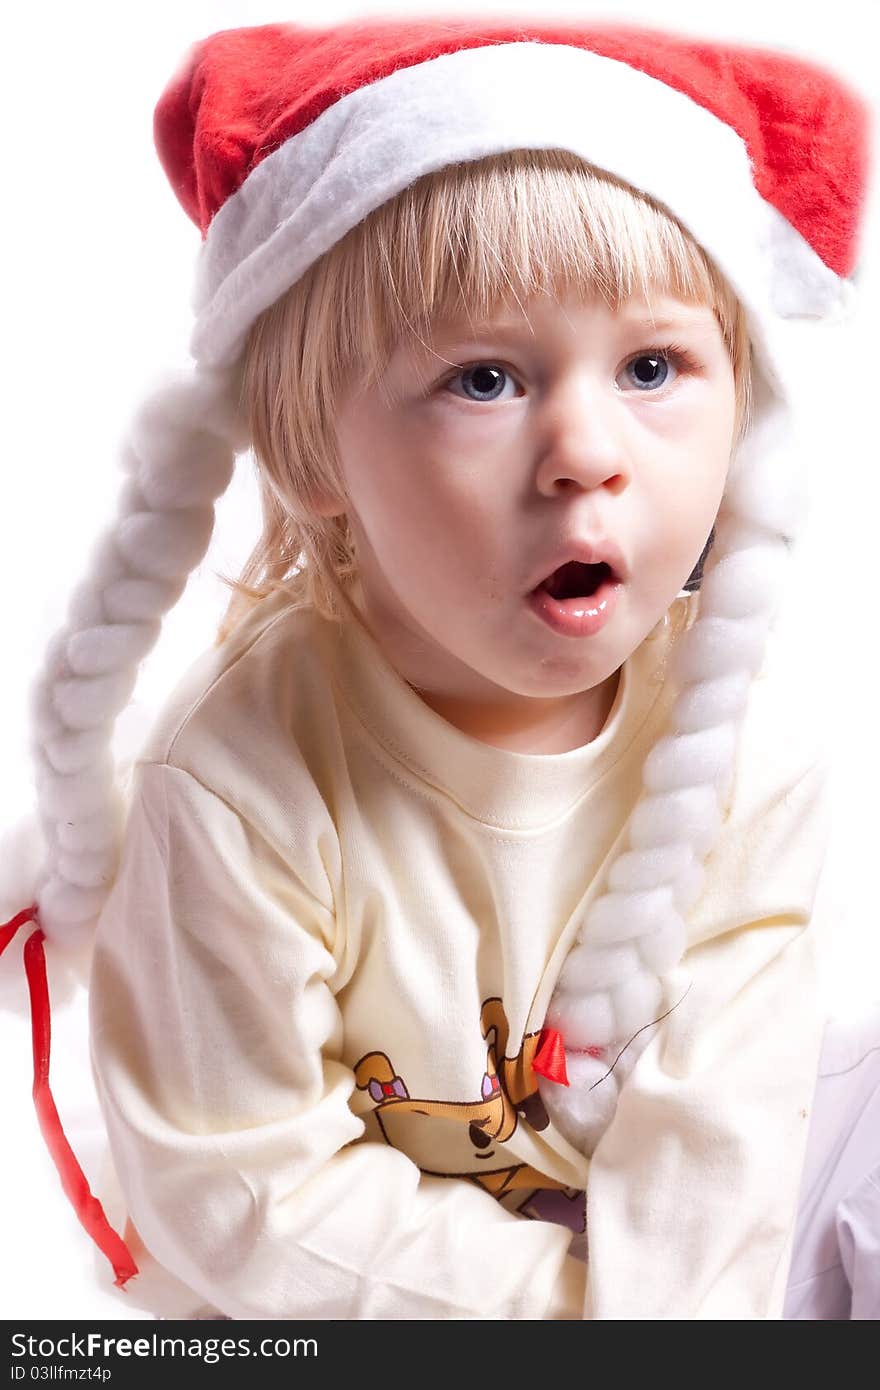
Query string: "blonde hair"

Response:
xmin=219 ymin=147 xmax=752 ymax=641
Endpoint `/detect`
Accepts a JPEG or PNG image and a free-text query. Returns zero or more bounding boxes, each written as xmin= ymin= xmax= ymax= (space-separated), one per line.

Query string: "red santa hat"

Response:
xmin=1 ymin=15 xmax=871 ymax=1286
xmin=156 ymin=17 xmax=866 ymax=373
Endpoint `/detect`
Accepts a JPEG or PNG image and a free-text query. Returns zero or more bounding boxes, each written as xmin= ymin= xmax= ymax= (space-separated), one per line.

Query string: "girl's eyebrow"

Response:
xmin=622 ymin=307 xmax=718 ymax=334
xmin=419 ymin=317 xmax=527 ymax=347
xmin=414 ymin=313 xmax=716 ymax=358
xmin=428 ymin=302 xmax=716 ymax=342
xmin=394 ymin=303 xmax=719 ymax=370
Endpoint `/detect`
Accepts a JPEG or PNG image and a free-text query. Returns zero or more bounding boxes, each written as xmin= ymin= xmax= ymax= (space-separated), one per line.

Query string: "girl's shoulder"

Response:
xmin=121 ymin=589 xmax=346 ymax=884
xmin=135 ymin=589 xmax=333 ymax=776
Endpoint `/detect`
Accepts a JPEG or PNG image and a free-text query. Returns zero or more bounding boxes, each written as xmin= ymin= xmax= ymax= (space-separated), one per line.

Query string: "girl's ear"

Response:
xmin=311 ymin=487 xmax=348 ymax=519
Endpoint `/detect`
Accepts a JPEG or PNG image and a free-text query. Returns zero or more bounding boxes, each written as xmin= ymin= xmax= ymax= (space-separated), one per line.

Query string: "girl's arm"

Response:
xmin=583 ymin=731 xmax=834 ymax=1319
xmin=89 ymin=761 xmax=586 ymax=1320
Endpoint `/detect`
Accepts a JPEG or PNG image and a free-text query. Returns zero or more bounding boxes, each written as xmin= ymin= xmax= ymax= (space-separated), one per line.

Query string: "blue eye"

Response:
xmin=621 ymin=353 xmax=673 ymax=391
xmin=446 ymin=364 xmax=518 ymax=403
xmin=439 ymin=344 xmax=696 ymax=404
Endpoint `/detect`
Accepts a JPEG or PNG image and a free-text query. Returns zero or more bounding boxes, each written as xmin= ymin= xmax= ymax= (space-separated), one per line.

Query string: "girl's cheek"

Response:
xmin=635 ymin=405 xmax=733 ymax=457
xmin=421 ymin=398 xmax=524 ymax=436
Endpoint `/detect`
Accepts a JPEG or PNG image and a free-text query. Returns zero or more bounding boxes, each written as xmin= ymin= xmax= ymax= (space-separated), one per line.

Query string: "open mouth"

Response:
xmin=537 ymin=560 xmax=614 ymax=599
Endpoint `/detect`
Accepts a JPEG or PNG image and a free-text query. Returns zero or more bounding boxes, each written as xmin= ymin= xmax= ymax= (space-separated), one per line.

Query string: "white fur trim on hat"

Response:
xmin=190 ymin=41 xmax=845 ymax=377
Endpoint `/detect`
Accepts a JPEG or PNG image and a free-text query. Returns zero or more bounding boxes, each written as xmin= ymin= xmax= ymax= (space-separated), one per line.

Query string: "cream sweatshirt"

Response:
xmin=88 ymin=584 xmax=832 ymax=1320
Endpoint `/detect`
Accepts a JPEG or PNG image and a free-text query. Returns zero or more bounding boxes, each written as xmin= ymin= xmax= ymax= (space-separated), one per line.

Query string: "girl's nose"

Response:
xmin=533 ymin=379 xmax=630 ymax=497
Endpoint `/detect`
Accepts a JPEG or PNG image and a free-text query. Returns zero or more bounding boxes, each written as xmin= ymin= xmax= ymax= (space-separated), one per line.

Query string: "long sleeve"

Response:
xmin=583 ymin=749 xmax=834 ymax=1320
xmin=88 ymin=762 xmax=586 ymax=1320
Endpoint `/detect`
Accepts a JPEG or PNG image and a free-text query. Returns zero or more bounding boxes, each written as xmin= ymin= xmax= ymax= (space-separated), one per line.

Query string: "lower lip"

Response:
xmin=527 ymin=579 xmax=622 ymax=638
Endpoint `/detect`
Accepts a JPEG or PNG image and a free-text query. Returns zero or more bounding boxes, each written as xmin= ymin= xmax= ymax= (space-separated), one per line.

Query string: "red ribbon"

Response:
xmin=1 ymin=905 xmax=138 ymax=1288
xmin=0 ymin=904 xmax=35 ymax=954
xmin=532 ymin=1026 xmax=570 ymax=1086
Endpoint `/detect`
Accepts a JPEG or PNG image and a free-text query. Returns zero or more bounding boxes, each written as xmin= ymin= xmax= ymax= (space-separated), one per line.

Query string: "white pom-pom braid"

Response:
xmin=539 ymin=390 xmax=806 ymax=1154
xmin=28 ymin=361 xmax=248 ymax=949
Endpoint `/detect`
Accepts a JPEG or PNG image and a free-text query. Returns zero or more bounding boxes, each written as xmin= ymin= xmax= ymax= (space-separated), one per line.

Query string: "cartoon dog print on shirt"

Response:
xmin=353 ymin=996 xmax=586 ymax=1233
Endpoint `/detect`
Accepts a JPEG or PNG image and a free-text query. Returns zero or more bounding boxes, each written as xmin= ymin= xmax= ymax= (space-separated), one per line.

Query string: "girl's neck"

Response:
xmin=409 ymin=671 xmax=621 ymax=754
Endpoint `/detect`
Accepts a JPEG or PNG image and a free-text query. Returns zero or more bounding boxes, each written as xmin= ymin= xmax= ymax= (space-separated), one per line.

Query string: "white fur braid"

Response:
xmin=28 ymin=361 xmax=248 ymax=948
xmin=539 ymin=383 xmax=806 ymax=1154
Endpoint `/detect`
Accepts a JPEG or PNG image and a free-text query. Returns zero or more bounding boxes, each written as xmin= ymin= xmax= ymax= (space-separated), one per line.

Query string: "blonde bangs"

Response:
xmin=349 ymin=149 xmax=746 ymax=393
xmin=220 ymin=148 xmax=752 ymax=638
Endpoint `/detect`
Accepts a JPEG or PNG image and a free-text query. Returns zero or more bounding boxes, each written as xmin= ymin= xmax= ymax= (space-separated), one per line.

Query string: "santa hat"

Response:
xmin=1 ymin=15 xmax=870 ymax=1282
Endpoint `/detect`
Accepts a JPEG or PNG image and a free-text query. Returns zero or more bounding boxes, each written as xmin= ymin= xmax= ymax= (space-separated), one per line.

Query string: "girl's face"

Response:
xmin=326 ymin=290 xmax=738 ymax=737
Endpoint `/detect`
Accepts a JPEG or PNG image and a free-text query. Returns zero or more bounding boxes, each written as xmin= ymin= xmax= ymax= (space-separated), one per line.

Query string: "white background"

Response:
xmin=1 ymin=0 xmax=877 ymax=1320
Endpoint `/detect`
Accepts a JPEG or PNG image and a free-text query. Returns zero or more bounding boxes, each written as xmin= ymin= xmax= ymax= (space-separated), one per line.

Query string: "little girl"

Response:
xmin=3 ymin=14 xmax=875 ymax=1319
